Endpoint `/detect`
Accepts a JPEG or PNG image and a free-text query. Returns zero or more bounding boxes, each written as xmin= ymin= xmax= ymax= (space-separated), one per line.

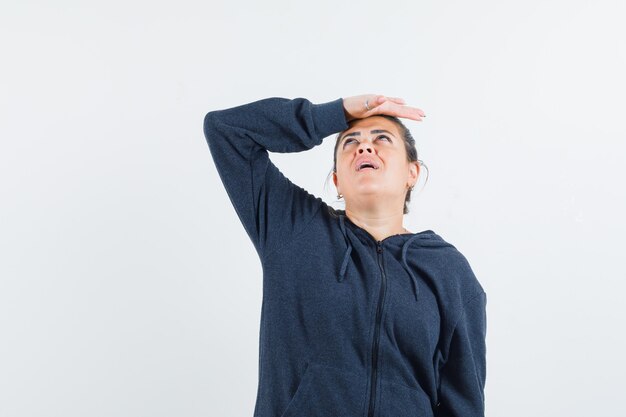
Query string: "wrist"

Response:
xmin=343 ymin=107 xmax=355 ymax=123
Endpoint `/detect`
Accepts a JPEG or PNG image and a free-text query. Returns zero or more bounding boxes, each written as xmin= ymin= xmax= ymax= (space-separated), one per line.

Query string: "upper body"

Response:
xmin=203 ymin=95 xmax=487 ymax=417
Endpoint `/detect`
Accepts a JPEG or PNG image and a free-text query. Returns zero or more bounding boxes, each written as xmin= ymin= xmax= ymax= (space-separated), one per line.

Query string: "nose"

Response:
xmin=357 ymin=141 xmax=374 ymax=154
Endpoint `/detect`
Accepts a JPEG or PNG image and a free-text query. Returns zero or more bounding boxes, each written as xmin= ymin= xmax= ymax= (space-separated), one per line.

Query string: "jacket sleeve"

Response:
xmin=202 ymin=96 xmax=349 ymax=261
xmin=435 ymin=291 xmax=487 ymax=417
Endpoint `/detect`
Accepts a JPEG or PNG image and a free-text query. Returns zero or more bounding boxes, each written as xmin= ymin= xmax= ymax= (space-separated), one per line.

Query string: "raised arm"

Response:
xmin=202 ymin=97 xmax=349 ymax=261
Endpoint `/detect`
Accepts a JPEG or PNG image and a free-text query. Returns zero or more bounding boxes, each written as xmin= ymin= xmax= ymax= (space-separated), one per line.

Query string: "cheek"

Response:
xmin=338 ymin=157 xmax=353 ymax=173
xmin=384 ymin=160 xmax=410 ymax=181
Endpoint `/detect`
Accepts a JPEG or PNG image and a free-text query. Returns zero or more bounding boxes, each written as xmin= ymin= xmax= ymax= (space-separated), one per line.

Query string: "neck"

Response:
xmin=344 ymin=207 xmax=410 ymax=241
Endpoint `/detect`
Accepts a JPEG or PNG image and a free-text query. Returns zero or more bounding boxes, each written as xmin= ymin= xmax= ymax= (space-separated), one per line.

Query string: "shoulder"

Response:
xmin=446 ymin=239 xmax=484 ymax=293
xmin=421 ymin=231 xmax=485 ymax=304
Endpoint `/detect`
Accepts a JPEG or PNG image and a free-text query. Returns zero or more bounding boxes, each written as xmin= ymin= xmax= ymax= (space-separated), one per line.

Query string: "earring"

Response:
xmin=337 ymin=193 xmax=343 ymax=199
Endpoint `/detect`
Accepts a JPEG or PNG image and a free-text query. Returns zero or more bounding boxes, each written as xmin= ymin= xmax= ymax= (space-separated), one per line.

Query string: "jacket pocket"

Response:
xmin=377 ymin=378 xmax=434 ymax=417
xmin=279 ymin=362 xmax=367 ymax=417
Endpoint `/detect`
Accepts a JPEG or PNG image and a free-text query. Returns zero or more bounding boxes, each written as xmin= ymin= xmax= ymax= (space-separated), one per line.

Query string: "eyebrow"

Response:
xmin=340 ymin=129 xmax=396 ymax=143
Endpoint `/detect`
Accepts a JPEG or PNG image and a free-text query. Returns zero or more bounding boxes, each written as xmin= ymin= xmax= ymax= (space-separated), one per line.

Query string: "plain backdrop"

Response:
xmin=1 ymin=0 xmax=625 ymax=416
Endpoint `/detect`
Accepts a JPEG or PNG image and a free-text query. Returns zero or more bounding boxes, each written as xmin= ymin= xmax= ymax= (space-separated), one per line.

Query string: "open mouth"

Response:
xmin=357 ymin=164 xmax=378 ymax=171
xmin=356 ymin=161 xmax=379 ymax=171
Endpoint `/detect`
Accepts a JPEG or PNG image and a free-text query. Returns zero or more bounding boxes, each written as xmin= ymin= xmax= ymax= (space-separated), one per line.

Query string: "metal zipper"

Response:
xmin=367 ymin=240 xmax=386 ymax=417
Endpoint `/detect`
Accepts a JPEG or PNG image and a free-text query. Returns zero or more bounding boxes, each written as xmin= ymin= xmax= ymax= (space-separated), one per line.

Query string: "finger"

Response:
xmin=378 ymin=101 xmax=425 ymax=121
xmin=372 ymin=95 xmax=387 ymax=106
xmin=401 ymin=106 xmax=426 ymax=120
xmin=399 ymin=107 xmax=426 ymax=121
xmin=390 ymin=102 xmax=426 ymax=118
xmin=385 ymin=96 xmax=406 ymax=104
xmin=375 ymin=96 xmax=404 ymax=106
xmin=364 ymin=95 xmax=386 ymax=112
xmin=388 ymin=100 xmax=425 ymax=117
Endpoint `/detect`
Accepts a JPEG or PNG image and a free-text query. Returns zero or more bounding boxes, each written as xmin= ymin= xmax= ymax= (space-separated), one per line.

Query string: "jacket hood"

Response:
xmin=336 ymin=210 xmax=447 ymax=302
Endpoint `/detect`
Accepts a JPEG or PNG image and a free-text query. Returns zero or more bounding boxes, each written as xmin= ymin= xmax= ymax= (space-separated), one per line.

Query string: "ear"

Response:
xmin=333 ymin=170 xmax=339 ymax=191
xmin=409 ymin=161 xmax=419 ymax=184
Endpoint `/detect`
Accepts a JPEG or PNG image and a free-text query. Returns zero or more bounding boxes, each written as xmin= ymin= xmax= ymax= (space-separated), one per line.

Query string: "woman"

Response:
xmin=203 ymin=94 xmax=487 ymax=417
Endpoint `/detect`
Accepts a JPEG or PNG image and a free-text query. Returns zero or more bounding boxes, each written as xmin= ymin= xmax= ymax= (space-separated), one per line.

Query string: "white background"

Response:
xmin=1 ymin=0 xmax=625 ymax=416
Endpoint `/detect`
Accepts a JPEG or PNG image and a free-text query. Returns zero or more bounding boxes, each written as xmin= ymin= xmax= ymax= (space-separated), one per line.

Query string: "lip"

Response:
xmin=355 ymin=156 xmax=380 ymax=171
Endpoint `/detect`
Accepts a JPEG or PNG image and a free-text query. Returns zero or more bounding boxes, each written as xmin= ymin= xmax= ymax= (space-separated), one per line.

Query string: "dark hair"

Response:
xmin=324 ymin=115 xmax=429 ymax=215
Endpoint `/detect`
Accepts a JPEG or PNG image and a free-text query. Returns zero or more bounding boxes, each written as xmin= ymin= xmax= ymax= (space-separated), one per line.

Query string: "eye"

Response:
xmin=343 ymin=135 xmax=391 ymax=148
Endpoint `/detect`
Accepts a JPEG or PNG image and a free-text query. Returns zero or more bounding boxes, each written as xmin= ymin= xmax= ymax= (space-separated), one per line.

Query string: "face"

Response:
xmin=333 ymin=116 xmax=418 ymax=208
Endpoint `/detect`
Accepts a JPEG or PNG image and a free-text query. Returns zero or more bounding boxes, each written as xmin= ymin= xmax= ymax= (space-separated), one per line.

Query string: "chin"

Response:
xmin=352 ymin=186 xmax=385 ymax=197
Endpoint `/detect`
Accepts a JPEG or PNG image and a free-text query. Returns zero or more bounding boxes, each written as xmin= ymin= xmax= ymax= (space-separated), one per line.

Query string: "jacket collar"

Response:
xmin=336 ymin=211 xmax=431 ymax=302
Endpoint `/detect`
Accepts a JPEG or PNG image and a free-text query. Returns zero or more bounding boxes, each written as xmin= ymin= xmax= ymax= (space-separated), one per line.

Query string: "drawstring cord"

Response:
xmin=337 ymin=214 xmax=421 ymax=301
xmin=401 ymin=235 xmax=423 ymax=301
xmin=337 ymin=214 xmax=352 ymax=282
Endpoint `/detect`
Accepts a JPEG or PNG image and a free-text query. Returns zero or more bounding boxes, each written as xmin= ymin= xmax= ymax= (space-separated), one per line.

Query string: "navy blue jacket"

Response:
xmin=203 ymin=96 xmax=487 ymax=417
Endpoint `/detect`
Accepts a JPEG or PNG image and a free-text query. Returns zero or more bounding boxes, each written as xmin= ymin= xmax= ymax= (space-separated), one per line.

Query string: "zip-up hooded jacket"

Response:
xmin=202 ymin=96 xmax=487 ymax=417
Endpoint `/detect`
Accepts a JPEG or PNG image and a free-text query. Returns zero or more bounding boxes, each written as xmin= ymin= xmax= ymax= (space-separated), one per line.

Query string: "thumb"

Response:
xmin=366 ymin=95 xmax=387 ymax=112
xmin=371 ymin=95 xmax=387 ymax=107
